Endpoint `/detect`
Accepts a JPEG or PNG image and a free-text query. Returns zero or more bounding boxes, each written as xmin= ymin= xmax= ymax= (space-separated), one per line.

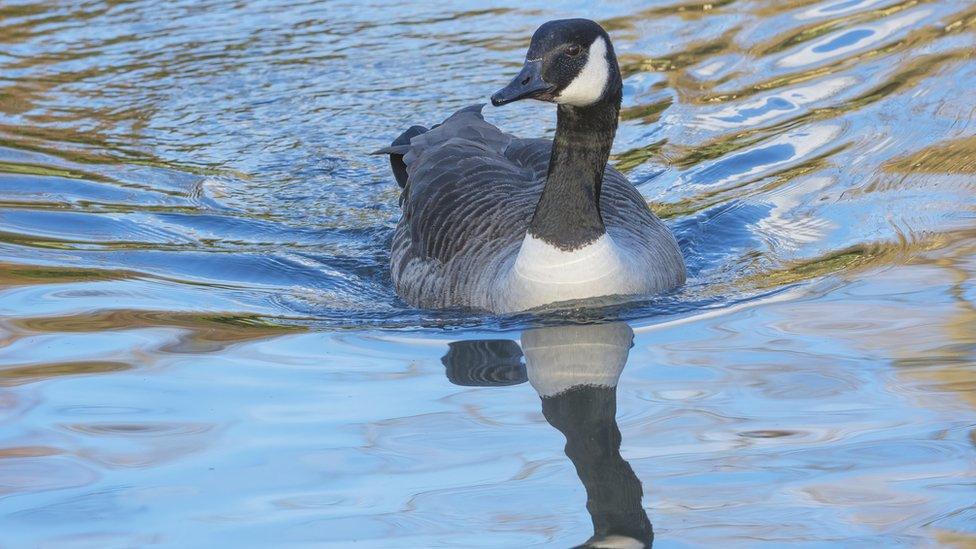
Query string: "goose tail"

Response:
xmin=372 ymin=125 xmax=428 ymax=189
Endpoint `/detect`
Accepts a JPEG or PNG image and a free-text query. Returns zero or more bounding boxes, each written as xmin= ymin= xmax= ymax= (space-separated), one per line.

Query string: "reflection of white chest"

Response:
xmin=521 ymin=323 xmax=632 ymax=398
xmin=500 ymin=233 xmax=640 ymax=310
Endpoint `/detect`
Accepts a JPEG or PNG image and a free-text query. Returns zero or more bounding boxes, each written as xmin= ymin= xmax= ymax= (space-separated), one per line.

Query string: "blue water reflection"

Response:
xmin=0 ymin=0 xmax=974 ymax=545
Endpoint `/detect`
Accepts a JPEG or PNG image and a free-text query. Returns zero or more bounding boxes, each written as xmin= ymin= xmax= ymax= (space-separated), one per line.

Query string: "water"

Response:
xmin=1 ymin=0 xmax=974 ymax=546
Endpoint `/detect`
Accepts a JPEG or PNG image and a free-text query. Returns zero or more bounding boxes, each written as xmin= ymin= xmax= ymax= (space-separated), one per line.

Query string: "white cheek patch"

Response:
xmin=555 ymin=36 xmax=610 ymax=107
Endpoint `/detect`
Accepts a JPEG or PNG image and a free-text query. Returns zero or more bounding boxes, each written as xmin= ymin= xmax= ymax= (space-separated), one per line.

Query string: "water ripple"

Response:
xmin=0 ymin=0 xmax=974 ymax=546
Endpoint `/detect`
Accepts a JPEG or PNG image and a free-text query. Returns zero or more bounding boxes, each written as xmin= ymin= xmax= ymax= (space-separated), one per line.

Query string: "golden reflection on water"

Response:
xmin=885 ymin=135 xmax=976 ymax=173
xmin=892 ymin=241 xmax=976 ymax=405
xmin=0 ymin=360 xmax=131 ymax=387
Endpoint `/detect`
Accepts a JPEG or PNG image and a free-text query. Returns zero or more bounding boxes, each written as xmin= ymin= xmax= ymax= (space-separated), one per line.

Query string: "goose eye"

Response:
xmin=565 ymin=44 xmax=582 ymax=57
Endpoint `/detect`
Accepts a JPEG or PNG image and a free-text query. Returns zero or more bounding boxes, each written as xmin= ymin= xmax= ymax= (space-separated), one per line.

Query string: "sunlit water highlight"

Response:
xmin=0 ymin=0 xmax=974 ymax=546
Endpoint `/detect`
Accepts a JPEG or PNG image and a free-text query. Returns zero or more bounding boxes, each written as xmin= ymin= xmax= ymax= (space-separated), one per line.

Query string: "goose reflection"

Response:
xmin=442 ymin=323 xmax=652 ymax=548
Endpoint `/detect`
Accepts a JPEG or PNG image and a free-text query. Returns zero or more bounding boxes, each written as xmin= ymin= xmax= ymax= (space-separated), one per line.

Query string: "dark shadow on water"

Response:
xmin=442 ymin=322 xmax=654 ymax=548
xmin=442 ymin=339 xmax=526 ymax=386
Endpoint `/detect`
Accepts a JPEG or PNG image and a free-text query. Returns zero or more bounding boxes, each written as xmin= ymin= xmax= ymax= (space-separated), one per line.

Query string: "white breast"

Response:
xmin=496 ymin=233 xmax=643 ymax=311
xmin=516 ymin=233 xmax=622 ymax=282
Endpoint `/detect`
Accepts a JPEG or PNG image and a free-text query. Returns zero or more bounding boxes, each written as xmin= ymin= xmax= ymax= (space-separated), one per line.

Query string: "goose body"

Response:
xmin=378 ymin=19 xmax=685 ymax=313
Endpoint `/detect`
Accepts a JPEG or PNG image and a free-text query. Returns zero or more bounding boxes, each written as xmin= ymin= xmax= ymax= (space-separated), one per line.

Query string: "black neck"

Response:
xmin=528 ymin=90 xmax=621 ymax=251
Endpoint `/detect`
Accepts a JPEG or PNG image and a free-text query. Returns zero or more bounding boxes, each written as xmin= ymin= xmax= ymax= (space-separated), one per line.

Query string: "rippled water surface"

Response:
xmin=1 ymin=0 xmax=975 ymax=546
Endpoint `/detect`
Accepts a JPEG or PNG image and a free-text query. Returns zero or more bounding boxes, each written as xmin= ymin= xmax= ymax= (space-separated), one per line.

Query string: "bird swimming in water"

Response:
xmin=375 ymin=18 xmax=685 ymax=313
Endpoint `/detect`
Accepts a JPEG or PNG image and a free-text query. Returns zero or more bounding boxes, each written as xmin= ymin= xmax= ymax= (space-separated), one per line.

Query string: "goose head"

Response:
xmin=491 ymin=18 xmax=622 ymax=109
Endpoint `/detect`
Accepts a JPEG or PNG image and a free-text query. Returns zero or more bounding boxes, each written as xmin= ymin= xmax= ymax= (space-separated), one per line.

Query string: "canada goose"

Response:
xmin=376 ymin=18 xmax=685 ymax=313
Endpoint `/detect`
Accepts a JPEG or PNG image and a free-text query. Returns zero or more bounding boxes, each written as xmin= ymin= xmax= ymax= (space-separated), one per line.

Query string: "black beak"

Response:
xmin=491 ymin=60 xmax=554 ymax=107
